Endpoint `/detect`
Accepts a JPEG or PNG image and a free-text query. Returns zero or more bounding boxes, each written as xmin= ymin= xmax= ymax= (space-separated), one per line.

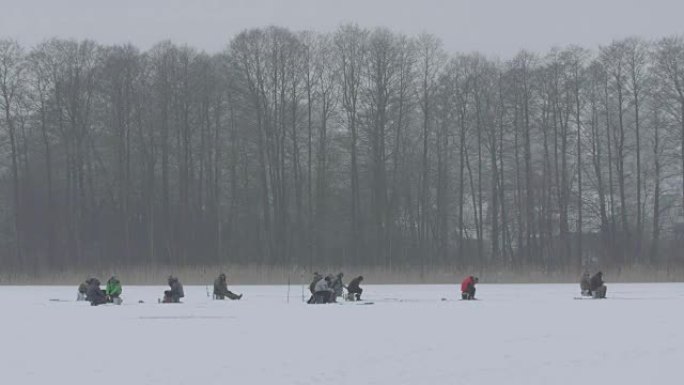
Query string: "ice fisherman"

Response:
xmin=307 ymin=272 xmax=324 ymax=303
xmin=162 ymin=276 xmax=185 ymax=303
xmin=85 ymin=278 xmax=107 ymax=306
xmin=106 ymin=276 xmax=123 ymax=304
xmin=330 ymin=272 xmax=345 ymax=301
xmin=589 ymin=271 xmax=607 ymax=299
xmin=347 ymin=275 xmax=364 ymax=301
xmin=309 ymin=272 xmax=323 ymax=295
xmin=309 ymin=275 xmax=334 ymax=304
xmin=213 ymin=273 xmax=242 ymax=300
xmin=77 ymin=280 xmax=88 ymax=301
xmin=580 ymin=272 xmax=592 ymax=296
xmin=461 ymin=276 xmax=479 ymax=300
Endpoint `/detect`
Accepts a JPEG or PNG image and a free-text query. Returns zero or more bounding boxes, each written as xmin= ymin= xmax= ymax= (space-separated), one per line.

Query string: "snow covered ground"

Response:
xmin=1 ymin=283 xmax=682 ymax=385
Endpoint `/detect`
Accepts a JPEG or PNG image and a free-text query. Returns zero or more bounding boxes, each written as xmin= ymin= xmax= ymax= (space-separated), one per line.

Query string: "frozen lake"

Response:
xmin=1 ymin=283 xmax=682 ymax=384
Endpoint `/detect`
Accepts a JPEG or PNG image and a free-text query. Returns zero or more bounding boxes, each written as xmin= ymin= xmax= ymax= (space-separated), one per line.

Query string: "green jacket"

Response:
xmin=106 ymin=278 xmax=122 ymax=297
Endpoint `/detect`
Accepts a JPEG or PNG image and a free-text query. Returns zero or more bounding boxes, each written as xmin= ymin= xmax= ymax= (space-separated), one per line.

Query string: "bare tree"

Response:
xmin=0 ymin=39 xmax=25 ymax=267
xmin=1 ymin=29 xmax=684 ymax=278
xmin=335 ymin=24 xmax=367 ymax=265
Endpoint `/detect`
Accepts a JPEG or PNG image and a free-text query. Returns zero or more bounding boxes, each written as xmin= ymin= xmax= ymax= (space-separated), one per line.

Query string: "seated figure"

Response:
xmin=106 ymin=276 xmax=123 ymax=305
xmin=162 ymin=276 xmax=184 ymax=303
xmin=580 ymin=272 xmax=592 ymax=297
xmin=213 ymin=273 xmax=242 ymax=300
xmin=589 ymin=271 xmax=607 ymax=299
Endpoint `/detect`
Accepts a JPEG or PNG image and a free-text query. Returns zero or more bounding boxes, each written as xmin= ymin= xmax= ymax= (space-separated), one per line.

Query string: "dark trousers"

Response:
xmin=106 ymin=294 xmax=120 ymax=303
xmin=215 ymin=291 xmax=240 ymax=300
xmin=348 ymin=287 xmax=362 ymax=300
xmin=90 ymin=295 xmax=107 ymax=306
xmin=163 ymin=291 xmax=181 ymax=303
xmin=310 ymin=291 xmax=331 ymax=304
xmin=462 ymin=287 xmax=476 ymax=300
xmin=592 ymin=285 xmax=607 ymax=299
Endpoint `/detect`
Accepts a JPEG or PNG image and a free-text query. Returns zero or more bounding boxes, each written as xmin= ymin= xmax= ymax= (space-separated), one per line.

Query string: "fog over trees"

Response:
xmin=1 ymin=26 xmax=684 ymax=277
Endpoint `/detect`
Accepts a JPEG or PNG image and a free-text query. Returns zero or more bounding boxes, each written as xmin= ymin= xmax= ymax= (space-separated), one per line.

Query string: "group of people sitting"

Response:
xmin=77 ymin=270 xmax=607 ymax=305
xmin=162 ymin=273 xmax=244 ymax=303
xmin=77 ymin=276 xmax=123 ymax=306
xmin=580 ymin=271 xmax=607 ymax=299
xmin=307 ymin=272 xmax=364 ymax=304
xmin=458 ymin=272 xmax=608 ymax=301
xmin=77 ymin=272 xmax=243 ymax=305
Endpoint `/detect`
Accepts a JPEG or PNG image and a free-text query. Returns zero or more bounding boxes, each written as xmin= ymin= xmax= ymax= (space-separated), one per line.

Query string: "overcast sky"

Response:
xmin=1 ymin=0 xmax=682 ymax=57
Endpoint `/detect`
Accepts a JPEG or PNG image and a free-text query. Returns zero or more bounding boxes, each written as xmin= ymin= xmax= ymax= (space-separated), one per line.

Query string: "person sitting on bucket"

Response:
xmin=77 ymin=280 xmax=88 ymax=301
xmin=307 ymin=272 xmax=323 ymax=304
xmin=461 ymin=276 xmax=479 ymax=300
xmin=106 ymin=276 xmax=123 ymax=304
xmin=213 ymin=273 xmax=242 ymax=300
xmin=347 ymin=276 xmax=364 ymax=301
xmin=580 ymin=272 xmax=592 ymax=296
xmin=311 ymin=275 xmax=334 ymax=304
xmin=86 ymin=278 xmax=107 ymax=306
xmin=589 ymin=271 xmax=607 ymax=299
xmin=309 ymin=272 xmax=322 ymax=294
xmin=163 ymin=276 xmax=184 ymax=303
xmin=330 ymin=272 xmax=345 ymax=302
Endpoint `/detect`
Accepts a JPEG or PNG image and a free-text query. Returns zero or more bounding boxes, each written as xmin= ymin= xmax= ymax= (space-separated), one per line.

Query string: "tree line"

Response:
xmin=1 ymin=26 xmax=684 ymax=275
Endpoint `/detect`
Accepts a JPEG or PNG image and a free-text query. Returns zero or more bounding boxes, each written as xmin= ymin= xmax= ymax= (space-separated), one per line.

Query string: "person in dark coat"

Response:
xmin=163 ymin=276 xmax=185 ymax=303
xmin=213 ymin=273 xmax=242 ymax=300
xmin=461 ymin=276 xmax=479 ymax=300
xmin=580 ymin=272 xmax=592 ymax=296
xmin=307 ymin=272 xmax=324 ymax=304
xmin=330 ymin=272 xmax=345 ymax=302
xmin=309 ymin=272 xmax=323 ymax=294
xmin=86 ymin=278 xmax=107 ymax=306
xmin=589 ymin=271 xmax=607 ymax=299
xmin=347 ymin=276 xmax=364 ymax=301
xmin=77 ymin=280 xmax=88 ymax=301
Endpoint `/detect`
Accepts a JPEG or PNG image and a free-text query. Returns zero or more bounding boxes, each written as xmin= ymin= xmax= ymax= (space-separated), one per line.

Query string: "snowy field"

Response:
xmin=1 ymin=283 xmax=682 ymax=385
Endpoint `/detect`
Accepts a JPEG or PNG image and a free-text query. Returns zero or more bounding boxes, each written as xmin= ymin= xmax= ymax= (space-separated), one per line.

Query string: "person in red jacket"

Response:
xmin=461 ymin=276 xmax=479 ymax=300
